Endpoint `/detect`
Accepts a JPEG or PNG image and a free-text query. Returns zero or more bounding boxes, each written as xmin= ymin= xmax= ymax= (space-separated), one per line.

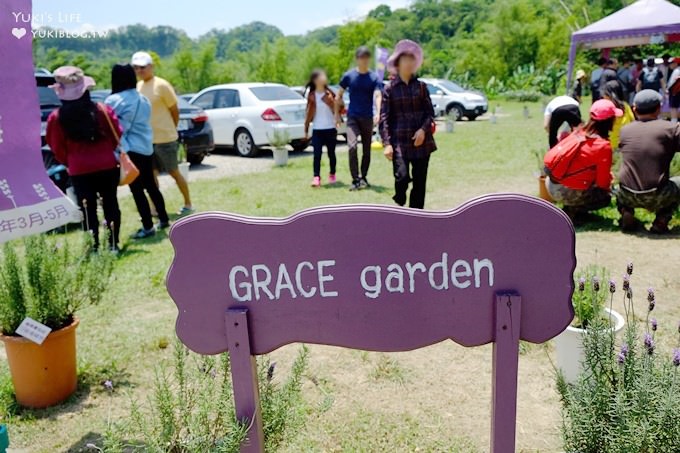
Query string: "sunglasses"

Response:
xmin=133 ymin=65 xmax=148 ymax=70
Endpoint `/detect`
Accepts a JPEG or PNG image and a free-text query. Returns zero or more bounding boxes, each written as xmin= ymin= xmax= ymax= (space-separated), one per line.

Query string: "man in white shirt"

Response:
xmin=544 ymin=95 xmax=583 ymax=148
xmin=667 ymin=58 xmax=680 ymax=123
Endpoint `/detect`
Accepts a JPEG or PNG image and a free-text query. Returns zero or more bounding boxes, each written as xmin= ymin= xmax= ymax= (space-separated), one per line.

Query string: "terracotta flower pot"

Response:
xmin=0 ymin=318 xmax=79 ymax=408
xmin=538 ymin=175 xmax=554 ymax=202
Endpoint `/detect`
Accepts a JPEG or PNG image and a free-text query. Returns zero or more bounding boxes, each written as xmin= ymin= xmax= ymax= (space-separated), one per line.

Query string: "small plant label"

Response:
xmin=16 ymin=317 xmax=52 ymax=345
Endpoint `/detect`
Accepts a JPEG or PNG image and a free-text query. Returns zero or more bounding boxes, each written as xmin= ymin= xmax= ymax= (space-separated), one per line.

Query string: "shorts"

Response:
xmin=670 ymin=93 xmax=680 ymax=109
xmin=153 ymin=141 xmax=179 ymax=173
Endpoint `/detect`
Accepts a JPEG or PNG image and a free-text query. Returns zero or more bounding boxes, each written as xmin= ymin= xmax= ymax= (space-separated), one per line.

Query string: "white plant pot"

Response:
xmin=554 ymin=308 xmax=625 ymax=384
xmin=273 ymin=147 xmax=289 ymax=166
xmin=178 ymin=162 xmax=190 ymax=181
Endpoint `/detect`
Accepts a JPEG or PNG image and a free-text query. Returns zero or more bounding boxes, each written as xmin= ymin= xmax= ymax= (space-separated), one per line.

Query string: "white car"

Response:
xmin=189 ymin=83 xmax=307 ymax=157
xmin=420 ymin=78 xmax=488 ymax=121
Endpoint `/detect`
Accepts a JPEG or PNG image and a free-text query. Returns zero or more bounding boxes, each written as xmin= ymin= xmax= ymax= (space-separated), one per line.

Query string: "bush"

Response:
xmin=0 ymin=233 xmax=114 ymax=335
xmin=502 ymin=90 xmax=542 ymax=102
xmin=104 ymin=341 xmax=309 ymax=452
xmin=558 ymin=262 xmax=680 ymax=452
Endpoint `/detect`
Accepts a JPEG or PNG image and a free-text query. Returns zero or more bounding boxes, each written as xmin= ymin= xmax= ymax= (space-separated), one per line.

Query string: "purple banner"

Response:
xmin=0 ymin=0 xmax=81 ymax=243
xmin=375 ymin=46 xmax=389 ymax=81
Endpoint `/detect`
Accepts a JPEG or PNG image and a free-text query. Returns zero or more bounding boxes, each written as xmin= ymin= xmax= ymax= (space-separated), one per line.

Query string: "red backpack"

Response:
xmin=543 ymin=130 xmax=590 ymax=182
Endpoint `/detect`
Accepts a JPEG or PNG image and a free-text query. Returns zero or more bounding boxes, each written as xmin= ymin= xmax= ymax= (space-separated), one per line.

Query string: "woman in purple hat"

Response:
xmin=379 ymin=40 xmax=437 ymax=209
xmin=46 ymin=66 xmax=122 ymax=251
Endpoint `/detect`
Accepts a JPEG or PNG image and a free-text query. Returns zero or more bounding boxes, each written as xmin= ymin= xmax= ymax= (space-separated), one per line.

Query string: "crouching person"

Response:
xmin=544 ymin=99 xmax=621 ymax=221
xmin=616 ymin=90 xmax=680 ymax=234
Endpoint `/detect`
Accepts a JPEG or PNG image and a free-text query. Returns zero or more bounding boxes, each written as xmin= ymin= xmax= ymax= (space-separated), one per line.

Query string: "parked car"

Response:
xmin=81 ymin=89 xmax=214 ymax=165
xmin=190 ymin=83 xmax=307 ymax=157
xmin=179 ymin=93 xmax=196 ymax=102
xmin=420 ymin=78 xmax=488 ymax=121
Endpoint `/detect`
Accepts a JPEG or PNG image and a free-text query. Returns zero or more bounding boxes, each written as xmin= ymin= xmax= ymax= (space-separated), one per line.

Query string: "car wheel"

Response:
xmin=187 ymin=153 xmax=205 ymax=166
xmin=235 ymin=129 xmax=258 ymax=157
xmin=466 ymin=115 xmax=478 ymax=121
xmin=447 ymin=104 xmax=464 ymax=121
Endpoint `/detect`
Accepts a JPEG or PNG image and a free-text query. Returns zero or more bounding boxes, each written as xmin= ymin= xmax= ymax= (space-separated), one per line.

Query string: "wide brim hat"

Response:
xmin=49 ymin=66 xmax=95 ymax=101
xmin=387 ymin=39 xmax=423 ymax=74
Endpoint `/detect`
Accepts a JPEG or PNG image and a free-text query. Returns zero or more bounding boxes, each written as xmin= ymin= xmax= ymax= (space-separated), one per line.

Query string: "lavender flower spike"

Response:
xmin=626 ymin=262 xmax=634 ymax=275
xmin=592 ymin=276 xmax=601 ymax=292
xmin=644 ymin=332 xmax=655 ymax=355
xmin=578 ymin=277 xmax=585 ymax=292
xmin=618 ymin=343 xmax=629 ymax=364
xmin=673 ymin=349 xmax=680 ymax=367
xmin=609 ymin=279 xmax=616 ymax=294
xmin=647 ymin=287 xmax=655 ymax=302
xmin=651 ymin=318 xmax=658 ymax=332
xmin=622 ymin=275 xmax=630 ymax=291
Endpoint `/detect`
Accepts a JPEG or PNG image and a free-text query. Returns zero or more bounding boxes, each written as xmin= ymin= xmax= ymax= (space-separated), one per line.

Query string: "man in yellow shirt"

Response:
xmin=132 ymin=51 xmax=193 ymax=216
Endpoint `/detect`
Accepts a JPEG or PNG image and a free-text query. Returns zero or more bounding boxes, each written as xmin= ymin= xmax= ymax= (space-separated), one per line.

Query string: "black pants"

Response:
xmin=347 ymin=117 xmax=373 ymax=181
xmin=393 ymin=153 xmax=430 ymax=209
xmin=128 ymin=152 xmax=169 ymax=230
xmin=549 ymin=104 xmax=582 ymax=148
xmin=71 ymin=168 xmax=120 ymax=249
xmin=312 ymin=129 xmax=337 ymax=177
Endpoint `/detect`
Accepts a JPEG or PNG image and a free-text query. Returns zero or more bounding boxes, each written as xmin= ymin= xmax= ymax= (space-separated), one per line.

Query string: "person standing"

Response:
xmin=637 ymin=57 xmax=666 ymax=93
xmin=666 ymin=58 xmax=680 ymax=123
xmin=591 ymin=57 xmax=607 ymax=103
xmin=629 ymin=59 xmax=644 ymax=104
xmin=380 ymin=40 xmax=436 ymax=210
xmin=106 ymin=64 xmax=170 ymax=239
xmin=132 ymin=51 xmax=193 ymax=216
xmin=304 ymin=69 xmax=338 ymax=188
xmin=544 ymin=95 xmax=582 ymax=148
xmin=571 ymin=69 xmax=586 ymax=103
xmin=617 ymin=90 xmax=680 ymax=234
xmin=46 ymin=66 xmax=122 ymax=251
xmin=336 ymin=46 xmax=383 ymax=191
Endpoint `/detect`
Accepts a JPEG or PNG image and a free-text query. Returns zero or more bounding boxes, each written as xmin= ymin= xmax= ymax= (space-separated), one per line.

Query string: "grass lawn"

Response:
xmin=2 ymin=101 xmax=680 ymax=452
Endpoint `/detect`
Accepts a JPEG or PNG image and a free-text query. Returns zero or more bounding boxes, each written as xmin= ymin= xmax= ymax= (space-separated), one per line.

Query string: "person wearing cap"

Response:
xmin=637 ymin=57 xmax=666 ymax=93
xmin=380 ymin=39 xmax=436 ymax=210
xmin=335 ymin=46 xmax=383 ymax=191
xmin=544 ymin=95 xmax=582 ymax=148
xmin=666 ymin=57 xmax=680 ymax=123
xmin=45 ymin=66 xmax=122 ymax=251
xmin=543 ymin=99 xmax=621 ymax=221
xmin=106 ymin=64 xmax=170 ymax=239
xmin=616 ymin=90 xmax=680 ymax=234
xmin=132 ymin=51 xmax=193 ymax=216
xmin=570 ymin=69 xmax=586 ymax=104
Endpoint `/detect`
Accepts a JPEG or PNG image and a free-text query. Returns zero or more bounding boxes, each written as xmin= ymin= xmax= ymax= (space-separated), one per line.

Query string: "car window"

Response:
xmin=215 ymin=89 xmax=241 ymax=108
xmin=426 ymin=84 xmax=439 ymax=95
xmin=438 ymin=80 xmax=465 ymax=93
xmin=37 ymin=86 xmax=61 ymax=107
xmin=192 ymin=91 xmax=216 ymax=110
xmin=250 ymin=86 xmax=302 ymax=101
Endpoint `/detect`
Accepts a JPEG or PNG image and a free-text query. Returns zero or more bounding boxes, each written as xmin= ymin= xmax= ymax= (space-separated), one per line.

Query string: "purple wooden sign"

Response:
xmin=167 ymin=194 xmax=576 ymax=452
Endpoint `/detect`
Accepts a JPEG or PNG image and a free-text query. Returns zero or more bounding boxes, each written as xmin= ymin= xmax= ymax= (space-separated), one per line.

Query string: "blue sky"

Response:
xmin=31 ymin=0 xmax=410 ymax=36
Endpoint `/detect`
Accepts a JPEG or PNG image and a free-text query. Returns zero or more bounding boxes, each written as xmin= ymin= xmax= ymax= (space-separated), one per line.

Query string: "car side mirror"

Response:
xmin=436 ymin=90 xmax=444 ymax=95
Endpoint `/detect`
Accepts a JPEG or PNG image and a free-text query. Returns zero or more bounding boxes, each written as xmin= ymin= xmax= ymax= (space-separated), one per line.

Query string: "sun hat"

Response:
xmin=49 ymin=66 xmax=95 ymax=101
xmin=386 ymin=39 xmax=423 ymax=74
xmin=633 ymin=89 xmax=663 ymax=113
xmin=575 ymin=69 xmax=586 ymax=79
xmin=131 ymin=51 xmax=153 ymax=67
xmin=590 ymin=99 xmax=623 ymax=121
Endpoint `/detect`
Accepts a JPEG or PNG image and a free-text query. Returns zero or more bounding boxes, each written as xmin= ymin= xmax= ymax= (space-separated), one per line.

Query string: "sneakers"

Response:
xmin=349 ymin=180 xmax=361 ymax=191
xmin=177 ymin=206 xmax=195 ymax=216
xmin=156 ymin=221 xmax=171 ymax=230
xmin=359 ymin=177 xmax=370 ymax=189
xmin=131 ymin=227 xmax=156 ymax=240
xmin=620 ymin=209 xmax=640 ymax=233
xmin=311 ymin=176 xmax=321 ymax=188
xmin=328 ymin=174 xmax=337 ymax=185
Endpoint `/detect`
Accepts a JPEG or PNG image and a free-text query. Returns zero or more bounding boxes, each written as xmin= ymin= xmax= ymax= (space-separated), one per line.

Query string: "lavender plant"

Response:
xmin=558 ymin=263 xmax=680 ymax=452
xmin=571 ymin=265 xmax=609 ymax=329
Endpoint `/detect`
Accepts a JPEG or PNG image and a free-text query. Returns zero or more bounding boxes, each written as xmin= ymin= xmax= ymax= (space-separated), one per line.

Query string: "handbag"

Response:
xmin=98 ymin=103 xmax=140 ymax=186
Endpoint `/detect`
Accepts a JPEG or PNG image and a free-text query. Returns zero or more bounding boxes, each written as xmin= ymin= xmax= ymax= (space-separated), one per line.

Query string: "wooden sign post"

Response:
xmin=167 ymin=194 xmax=576 ymax=452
